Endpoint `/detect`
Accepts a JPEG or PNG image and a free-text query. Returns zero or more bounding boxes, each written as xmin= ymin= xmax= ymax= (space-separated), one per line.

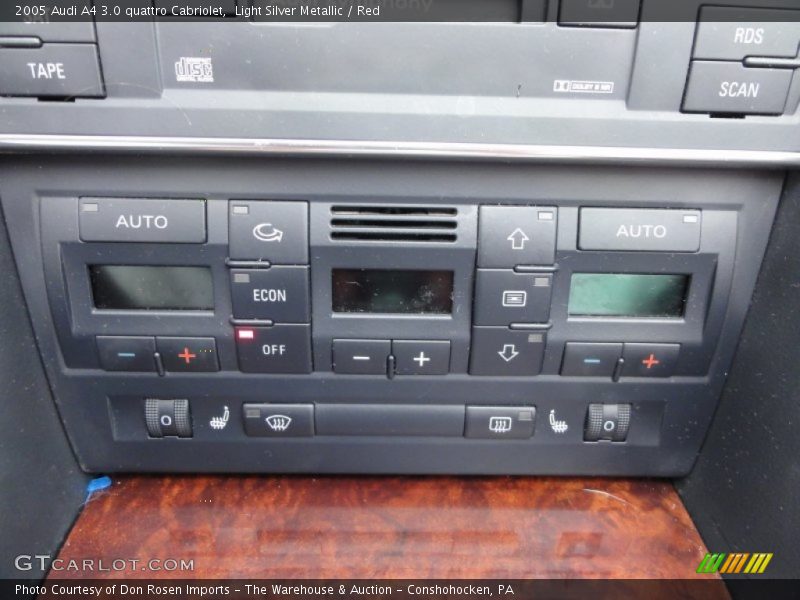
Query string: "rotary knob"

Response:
xmin=145 ymin=399 xmax=192 ymax=438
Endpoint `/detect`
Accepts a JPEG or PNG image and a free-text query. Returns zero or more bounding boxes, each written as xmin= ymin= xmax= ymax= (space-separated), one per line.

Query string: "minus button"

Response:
xmin=333 ymin=339 xmax=391 ymax=375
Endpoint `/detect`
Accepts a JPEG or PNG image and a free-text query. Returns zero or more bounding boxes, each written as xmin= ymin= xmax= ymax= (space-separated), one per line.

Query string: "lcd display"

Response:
xmin=90 ymin=266 xmax=214 ymax=310
xmin=568 ymin=273 xmax=689 ymax=318
xmin=332 ymin=269 xmax=454 ymax=314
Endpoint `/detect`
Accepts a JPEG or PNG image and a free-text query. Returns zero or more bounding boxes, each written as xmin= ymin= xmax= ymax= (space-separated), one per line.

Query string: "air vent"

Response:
xmin=330 ymin=205 xmax=458 ymax=242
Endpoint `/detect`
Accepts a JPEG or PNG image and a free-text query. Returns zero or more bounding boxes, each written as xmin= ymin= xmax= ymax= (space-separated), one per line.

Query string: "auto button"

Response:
xmin=79 ymin=198 xmax=206 ymax=243
xmin=579 ymin=208 xmax=701 ymax=252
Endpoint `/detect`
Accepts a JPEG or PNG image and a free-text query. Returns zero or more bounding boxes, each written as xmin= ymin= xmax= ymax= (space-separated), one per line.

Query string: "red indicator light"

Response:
xmin=237 ymin=329 xmax=255 ymax=341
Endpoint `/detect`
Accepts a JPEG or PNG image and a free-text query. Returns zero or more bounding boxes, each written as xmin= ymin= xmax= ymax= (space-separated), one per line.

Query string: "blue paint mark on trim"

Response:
xmin=86 ymin=476 xmax=112 ymax=496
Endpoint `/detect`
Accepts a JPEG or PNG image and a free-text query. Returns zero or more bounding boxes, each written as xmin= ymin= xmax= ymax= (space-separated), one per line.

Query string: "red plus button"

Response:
xmin=641 ymin=353 xmax=661 ymax=369
xmin=177 ymin=347 xmax=197 ymax=365
xmin=621 ymin=343 xmax=680 ymax=378
xmin=156 ymin=337 xmax=219 ymax=373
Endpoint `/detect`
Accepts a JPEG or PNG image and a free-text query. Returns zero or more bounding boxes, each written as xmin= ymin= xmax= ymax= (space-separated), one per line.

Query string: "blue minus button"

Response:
xmin=561 ymin=342 xmax=623 ymax=377
xmin=97 ymin=336 xmax=157 ymax=372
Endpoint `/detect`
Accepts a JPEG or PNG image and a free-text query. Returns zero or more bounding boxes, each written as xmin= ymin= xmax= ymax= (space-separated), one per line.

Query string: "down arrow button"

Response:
xmin=470 ymin=327 xmax=546 ymax=376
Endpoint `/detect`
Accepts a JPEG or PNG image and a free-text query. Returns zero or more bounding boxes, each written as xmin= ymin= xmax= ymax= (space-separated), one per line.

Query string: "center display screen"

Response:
xmin=332 ymin=269 xmax=454 ymax=314
xmin=568 ymin=273 xmax=690 ymax=318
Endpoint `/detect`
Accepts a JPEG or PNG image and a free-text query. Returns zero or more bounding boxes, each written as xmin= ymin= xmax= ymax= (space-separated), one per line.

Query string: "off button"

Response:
xmin=235 ymin=325 xmax=312 ymax=374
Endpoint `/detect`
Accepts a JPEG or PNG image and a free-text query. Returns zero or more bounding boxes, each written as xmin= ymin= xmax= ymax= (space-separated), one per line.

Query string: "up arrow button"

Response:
xmin=479 ymin=206 xmax=557 ymax=268
xmin=507 ymin=228 xmax=530 ymax=251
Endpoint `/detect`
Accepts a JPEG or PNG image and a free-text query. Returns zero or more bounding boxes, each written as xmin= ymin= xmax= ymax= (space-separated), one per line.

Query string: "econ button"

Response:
xmin=578 ymin=208 xmax=701 ymax=252
xmin=230 ymin=267 xmax=311 ymax=322
xmin=79 ymin=198 xmax=206 ymax=243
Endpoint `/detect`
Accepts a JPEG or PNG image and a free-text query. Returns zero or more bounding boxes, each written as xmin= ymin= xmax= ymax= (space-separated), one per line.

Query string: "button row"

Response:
xmin=97 ymin=336 xmax=218 ymax=373
xmin=685 ymin=7 xmax=800 ymax=116
xmin=333 ymin=339 xmax=451 ymax=376
xmin=562 ymin=342 xmax=680 ymax=378
xmin=229 ymin=200 xmax=313 ymax=373
xmin=245 ymin=403 xmax=537 ymax=439
xmin=146 ymin=401 xmax=632 ymax=443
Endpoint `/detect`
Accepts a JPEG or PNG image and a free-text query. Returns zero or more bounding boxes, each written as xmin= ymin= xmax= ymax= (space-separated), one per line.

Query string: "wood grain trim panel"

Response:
xmin=56 ymin=476 xmax=718 ymax=581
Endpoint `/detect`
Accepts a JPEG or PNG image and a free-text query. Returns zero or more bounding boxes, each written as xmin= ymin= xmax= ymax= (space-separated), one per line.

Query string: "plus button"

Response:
xmin=177 ymin=347 xmax=197 ymax=365
xmin=414 ymin=352 xmax=431 ymax=367
xmin=642 ymin=353 xmax=660 ymax=369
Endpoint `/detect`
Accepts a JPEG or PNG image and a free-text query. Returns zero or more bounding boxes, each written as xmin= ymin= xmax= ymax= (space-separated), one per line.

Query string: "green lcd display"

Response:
xmin=568 ymin=273 xmax=690 ymax=318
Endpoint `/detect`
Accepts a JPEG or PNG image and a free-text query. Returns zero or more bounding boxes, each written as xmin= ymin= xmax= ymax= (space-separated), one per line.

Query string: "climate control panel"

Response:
xmin=0 ymin=156 xmax=781 ymax=475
